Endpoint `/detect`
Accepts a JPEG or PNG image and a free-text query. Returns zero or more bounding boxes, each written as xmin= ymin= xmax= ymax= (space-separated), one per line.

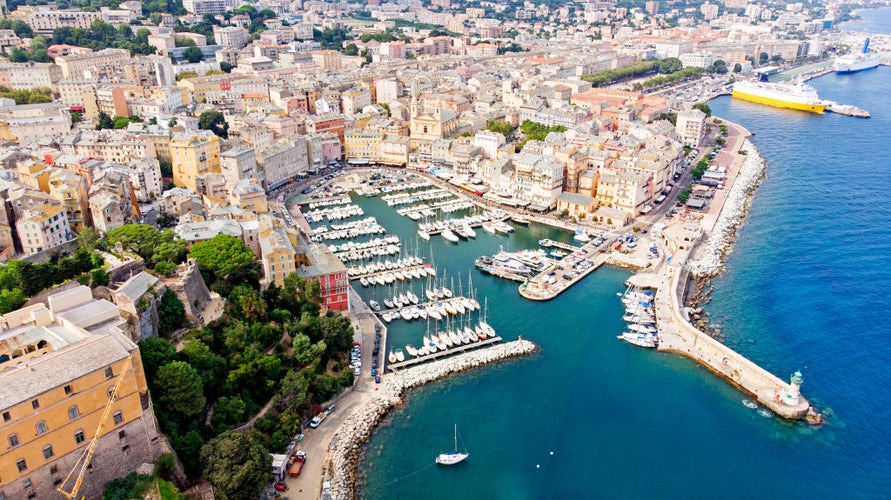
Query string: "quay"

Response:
xmin=519 ymin=246 xmax=611 ymax=301
xmin=642 ymin=239 xmax=813 ymax=420
xmin=538 ymin=238 xmax=578 ymax=252
xmin=386 ymin=336 xmax=503 ymax=371
xmin=349 ymin=264 xmax=430 ymax=283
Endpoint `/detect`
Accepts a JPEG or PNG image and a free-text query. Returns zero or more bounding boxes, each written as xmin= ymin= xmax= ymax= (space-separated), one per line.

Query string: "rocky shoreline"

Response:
xmin=688 ymin=138 xmax=766 ymax=278
xmin=322 ymin=339 xmax=538 ymax=499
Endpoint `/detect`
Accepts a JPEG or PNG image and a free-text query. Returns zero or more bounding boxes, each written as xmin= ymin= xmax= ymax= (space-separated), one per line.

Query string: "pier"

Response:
xmin=538 ymin=238 xmax=579 ymax=252
xmin=647 ymin=255 xmax=812 ymax=420
xmin=519 ymin=246 xmax=611 ymax=301
xmin=386 ymin=337 xmax=503 ymax=372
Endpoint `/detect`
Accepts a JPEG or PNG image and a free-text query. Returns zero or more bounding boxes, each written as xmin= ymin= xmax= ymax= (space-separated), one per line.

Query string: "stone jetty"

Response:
xmin=688 ymin=139 xmax=766 ymax=278
xmin=322 ymin=339 xmax=537 ymax=499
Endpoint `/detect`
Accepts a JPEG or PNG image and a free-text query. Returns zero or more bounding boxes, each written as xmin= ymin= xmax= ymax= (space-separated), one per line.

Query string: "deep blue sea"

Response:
xmin=840 ymin=6 xmax=891 ymax=33
xmin=354 ymin=36 xmax=891 ymax=500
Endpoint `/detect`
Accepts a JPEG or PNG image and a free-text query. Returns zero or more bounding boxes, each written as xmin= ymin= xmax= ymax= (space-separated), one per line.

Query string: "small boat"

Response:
xmin=442 ymin=288 xmax=453 ymax=299
xmin=395 ymin=271 xmax=405 ymax=281
xmin=369 ymin=300 xmax=381 ymax=311
xmin=388 ymin=349 xmax=397 ymax=364
xmin=407 ymin=291 xmax=420 ymax=304
xmin=511 ymin=215 xmax=530 ymax=225
xmin=384 ymin=298 xmax=395 ymax=309
xmin=395 ymin=348 xmax=405 ymax=362
xmin=464 ymin=326 xmax=477 ymax=343
xmin=758 ymin=408 xmax=774 ymax=418
xmin=360 ymin=277 xmax=369 ymax=287
xmin=428 ymin=307 xmax=442 ymax=320
xmin=406 ymin=344 xmax=418 ymax=357
xmin=617 ymin=332 xmax=657 ymax=348
xmin=463 ymin=225 xmax=477 ymax=238
xmin=449 ymin=330 xmax=461 ymax=346
xmin=436 ymin=424 xmax=469 ymax=465
xmin=482 ymin=222 xmax=497 ymax=234
xmin=573 ymin=229 xmax=592 ymax=243
xmin=742 ymin=399 xmax=759 ymax=409
xmin=381 ymin=312 xmax=392 ymax=323
xmin=441 ymin=229 xmax=459 ymax=243
xmin=453 ymin=300 xmax=466 ymax=315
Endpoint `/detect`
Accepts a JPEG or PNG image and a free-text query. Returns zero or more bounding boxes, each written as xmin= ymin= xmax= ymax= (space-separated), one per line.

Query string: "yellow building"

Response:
xmin=230 ymin=179 xmax=268 ymax=214
xmin=259 ymin=226 xmax=296 ymax=287
xmin=47 ymin=168 xmax=91 ymax=233
xmin=16 ymin=159 xmax=52 ymax=193
xmin=170 ymin=130 xmax=221 ymax=191
xmin=178 ymin=73 xmax=230 ymax=104
xmin=344 ymin=125 xmax=382 ymax=162
xmin=0 ymin=286 xmax=161 ymax=500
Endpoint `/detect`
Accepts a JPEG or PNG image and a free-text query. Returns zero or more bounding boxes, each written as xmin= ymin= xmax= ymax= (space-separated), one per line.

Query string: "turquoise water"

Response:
xmin=351 ymin=61 xmax=891 ymax=500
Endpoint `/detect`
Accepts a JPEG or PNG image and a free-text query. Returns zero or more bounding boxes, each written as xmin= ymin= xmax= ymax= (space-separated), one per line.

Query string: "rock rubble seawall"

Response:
xmin=324 ymin=339 xmax=537 ymax=499
xmin=689 ymin=139 xmax=766 ymax=278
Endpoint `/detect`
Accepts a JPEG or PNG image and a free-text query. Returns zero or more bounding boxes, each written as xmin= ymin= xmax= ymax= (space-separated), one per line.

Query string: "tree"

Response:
xmin=78 ymin=226 xmax=101 ymax=250
xmin=189 ymin=234 xmax=256 ymax=278
xmin=105 ymin=225 xmax=187 ymax=269
xmin=219 ymin=61 xmax=234 ymax=73
xmin=175 ymin=70 xmax=198 ymax=81
xmin=157 ymin=211 xmax=178 ymax=228
xmin=182 ymin=46 xmax=204 ymax=63
xmin=155 ymin=361 xmax=206 ymax=416
xmin=343 ymin=43 xmax=358 ymax=56
xmin=733 ymin=63 xmax=743 ymax=73
xmin=759 ymin=52 xmax=769 ymax=65
xmin=91 ymin=268 xmax=110 ymax=287
xmin=158 ymin=290 xmax=186 ymax=338
xmin=201 ymin=431 xmax=271 ymax=500
xmin=0 ymin=288 xmax=26 ymax=314
xmin=138 ymin=337 xmax=176 ymax=382
xmin=97 ymin=111 xmax=114 ymax=130
xmin=486 ymin=121 xmax=514 ymax=136
xmin=693 ymin=103 xmax=712 ymax=117
xmin=198 ymin=110 xmax=229 ymax=139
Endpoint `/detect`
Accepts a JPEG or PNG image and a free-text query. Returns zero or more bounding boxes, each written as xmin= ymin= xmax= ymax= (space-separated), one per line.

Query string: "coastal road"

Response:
xmin=283 ymin=291 xmax=381 ymax=498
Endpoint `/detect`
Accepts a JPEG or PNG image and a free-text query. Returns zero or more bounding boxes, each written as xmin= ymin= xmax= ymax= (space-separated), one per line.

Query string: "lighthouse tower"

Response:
xmin=786 ymin=371 xmax=803 ymax=405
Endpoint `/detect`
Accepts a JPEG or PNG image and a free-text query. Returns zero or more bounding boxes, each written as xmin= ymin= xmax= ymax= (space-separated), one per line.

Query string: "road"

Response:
xmin=283 ymin=290 xmax=381 ymax=498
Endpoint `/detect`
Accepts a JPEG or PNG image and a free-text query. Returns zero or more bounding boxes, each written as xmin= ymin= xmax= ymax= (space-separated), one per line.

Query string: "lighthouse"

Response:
xmin=786 ymin=371 xmax=803 ymax=405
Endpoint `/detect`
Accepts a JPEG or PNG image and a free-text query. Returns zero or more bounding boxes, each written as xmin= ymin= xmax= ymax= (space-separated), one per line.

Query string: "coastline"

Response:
xmin=321 ymin=339 xmax=537 ymax=499
xmin=688 ymin=137 xmax=766 ymax=278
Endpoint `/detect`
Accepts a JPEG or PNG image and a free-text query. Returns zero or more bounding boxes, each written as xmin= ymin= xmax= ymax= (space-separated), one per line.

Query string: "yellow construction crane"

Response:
xmin=57 ymin=354 xmax=133 ymax=500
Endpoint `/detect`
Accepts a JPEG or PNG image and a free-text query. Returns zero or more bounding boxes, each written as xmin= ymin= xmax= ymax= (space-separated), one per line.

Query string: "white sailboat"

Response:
xmin=435 ymin=424 xmax=469 ymax=465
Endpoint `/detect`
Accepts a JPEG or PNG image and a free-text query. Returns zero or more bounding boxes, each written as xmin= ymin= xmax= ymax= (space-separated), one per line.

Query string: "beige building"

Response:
xmin=0 ymin=62 xmax=62 ymax=91
xmin=47 ymin=168 xmax=90 ymax=233
xmin=230 ymin=178 xmax=268 ymax=213
xmin=170 ymin=130 xmax=221 ymax=191
xmin=15 ymin=204 xmax=73 ymax=255
xmin=220 ymin=146 xmax=257 ymax=188
xmin=675 ymin=109 xmax=706 ymax=147
xmin=0 ymin=103 xmax=71 ymax=144
xmin=0 ymin=286 xmax=160 ymax=500
xmin=88 ymin=169 xmax=138 ymax=234
xmin=55 ymin=49 xmax=130 ymax=79
xmin=260 ymin=226 xmax=296 ymax=287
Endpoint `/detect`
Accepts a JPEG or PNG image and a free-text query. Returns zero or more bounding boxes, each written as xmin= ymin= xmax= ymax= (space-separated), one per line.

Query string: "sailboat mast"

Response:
xmin=454 ymin=424 xmax=458 ymax=451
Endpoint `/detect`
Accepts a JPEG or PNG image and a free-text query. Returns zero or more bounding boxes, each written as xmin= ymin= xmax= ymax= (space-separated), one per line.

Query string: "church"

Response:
xmin=409 ymin=85 xmax=459 ymax=162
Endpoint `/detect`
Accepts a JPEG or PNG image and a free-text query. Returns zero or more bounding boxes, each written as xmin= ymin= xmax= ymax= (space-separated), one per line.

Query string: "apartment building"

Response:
xmin=47 ymin=168 xmax=90 ymax=233
xmin=256 ymin=139 xmax=308 ymax=191
xmin=128 ymin=158 xmax=163 ymax=202
xmin=0 ymin=286 xmax=160 ymax=500
xmin=55 ymin=49 xmax=130 ymax=79
xmin=220 ymin=146 xmax=257 ymax=188
xmin=15 ymin=204 xmax=72 ymax=255
xmin=170 ymin=130 xmax=221 ymax=191
xmin=0 ymin=62 xmax=62 ymax=91
xmin=259 ymin=226 xmax=296 ymax=287
xmin=675 ymin=109 xmax=706 ymax=147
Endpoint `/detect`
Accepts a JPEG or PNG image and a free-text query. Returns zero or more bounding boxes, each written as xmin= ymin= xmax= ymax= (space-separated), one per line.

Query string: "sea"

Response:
xmin=840 ymin=6 xmax=891 ymax=33
xmin=350 ymin=20 xmax=891 ymax=498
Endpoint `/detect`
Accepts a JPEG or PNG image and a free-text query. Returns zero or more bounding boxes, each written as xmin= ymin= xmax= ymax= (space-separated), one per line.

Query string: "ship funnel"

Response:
xmin=863 ymin=38 xmax=870 ymax=54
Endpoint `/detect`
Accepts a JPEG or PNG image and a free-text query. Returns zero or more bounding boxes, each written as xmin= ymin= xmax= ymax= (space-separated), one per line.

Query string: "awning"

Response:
xmin=528 ymin=204 xmax=549 ymax=212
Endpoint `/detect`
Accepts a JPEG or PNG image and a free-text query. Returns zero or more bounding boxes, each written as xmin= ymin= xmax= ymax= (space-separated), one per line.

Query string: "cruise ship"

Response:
xmin=731 ymin=79 xmax=826 ymax=113
xmin=835 ymin=39 xmax=881 ymax=74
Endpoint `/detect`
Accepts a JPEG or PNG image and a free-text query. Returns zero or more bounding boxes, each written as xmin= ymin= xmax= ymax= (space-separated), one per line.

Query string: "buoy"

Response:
xmin=536 ymin=465 xmax=540 ymax=468
xmin=550 ymin=451 xmax=554 ymax=455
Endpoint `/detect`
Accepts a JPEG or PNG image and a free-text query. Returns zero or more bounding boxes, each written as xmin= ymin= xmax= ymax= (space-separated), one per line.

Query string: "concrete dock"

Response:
xmin=386 ymin=336 xmax=503 ymax=371
xmin=648 ymin=253 xmax=812 ymax=419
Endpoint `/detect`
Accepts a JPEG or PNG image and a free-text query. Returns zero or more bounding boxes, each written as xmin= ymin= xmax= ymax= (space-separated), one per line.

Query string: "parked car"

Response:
xmin=274 ymin=482 xmax=288 ymax=491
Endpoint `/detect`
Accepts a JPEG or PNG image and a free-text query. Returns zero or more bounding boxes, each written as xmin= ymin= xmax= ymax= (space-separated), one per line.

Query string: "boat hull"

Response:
xmin=731 ymin=90 xmax=825 ymax=113
xmin=836 ymin=64 xmax=879 ymax=74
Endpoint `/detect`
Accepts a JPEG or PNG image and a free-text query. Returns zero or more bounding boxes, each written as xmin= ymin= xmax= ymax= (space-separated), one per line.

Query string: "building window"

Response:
xmin=118 ymin=430 xmax=126 ymax=439
xmin=113 ymin=411 xmax=123 ymax=425
xmin=74 ymin=430 xmax=85 ymax=444
xmin=22 ymin=479 xmax=31 ymax=488
xmin=31 ymin=400 xmax=39 ymax=410
xmin=36 ymin=421 xmax=47 ymax=435
xmin=68 ymin=406 xmax=79 ymax=420
xmin=50 ymin=464 xmax=58 ymax=474
xmin=43 ymin=445 xmax=54 ymax=459
xmin=2 ymin=411 xmax=9 ymax=422
xmin=105 ymin=367 xmax=113 ymax=378
xmin=16 ymin=459 xmax=26 ymax=472
xmin=64 ymin=385 xmax=72 ymax=395
xmin=8 ymin=433 xmax=19 ymax=448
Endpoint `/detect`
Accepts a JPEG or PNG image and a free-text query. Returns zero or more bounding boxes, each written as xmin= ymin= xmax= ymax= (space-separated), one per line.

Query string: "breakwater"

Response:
xmin=688 ymin=139 xmax=766 ymax=278
xmin=323 ymin=339 xmax=537 ymax=499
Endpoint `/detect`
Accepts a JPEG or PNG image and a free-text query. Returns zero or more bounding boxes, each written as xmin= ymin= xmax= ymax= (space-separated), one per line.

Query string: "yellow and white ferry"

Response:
xmin=731 ymin=79 xmax=826 ymax=114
